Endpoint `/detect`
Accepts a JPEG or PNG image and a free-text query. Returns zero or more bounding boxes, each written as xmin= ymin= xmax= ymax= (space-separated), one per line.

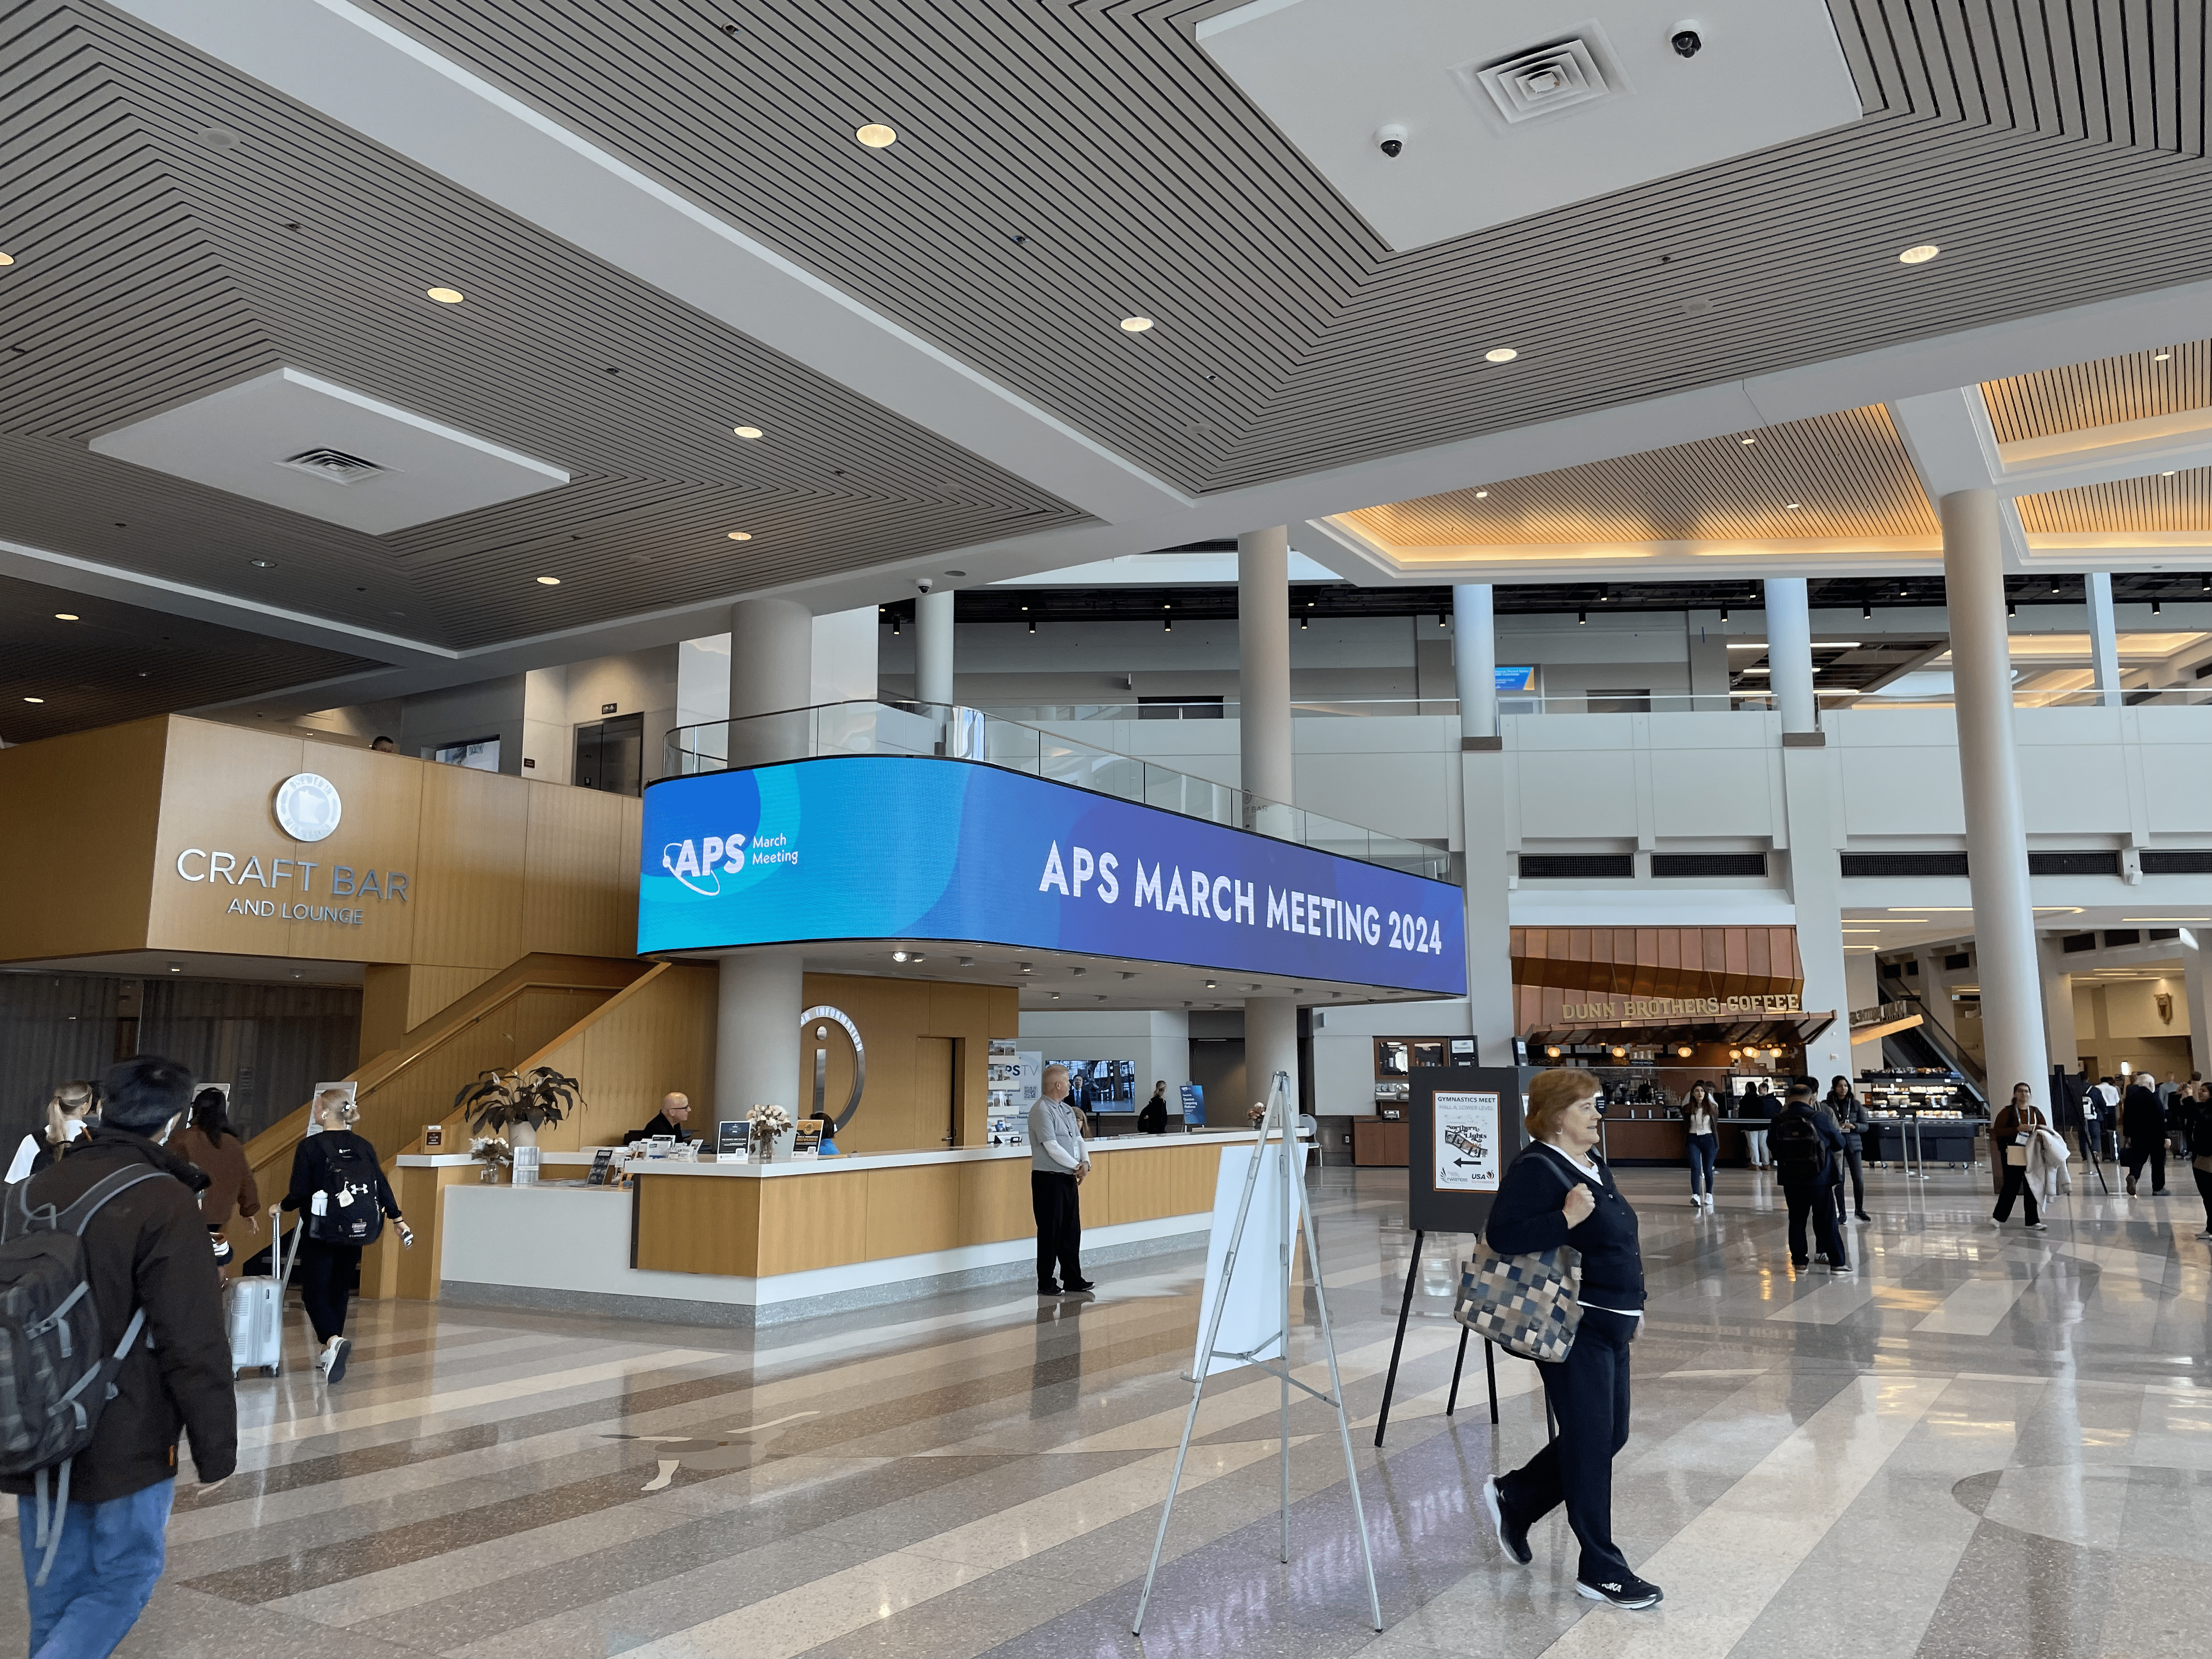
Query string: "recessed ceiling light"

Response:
xmin=1119 ymin=316 xmax=1155 ymax=332
xmin=249 ymin=558 xmax=275 ymax=568
xmin=536 ymin=575 xmax=561 ymax=585
xmin=1474 ymin=489 xmax=1489 ymax=499
xmin=53 ymin=613 xmax=77 ymax=622
xmin=855 ymin=123 xmax=897 ymax=148
xmin=1898 ymin=244 xmax=1940 ymax=264
xmin=23 ymin=696 xmax=44 ymax=703
xmin=1485 ymin=347 xmax=1517 ymax=363
xmin=2154 ymin=351 xmax=2173 ymax=362
xmin=1740 ymin=436 xmax=1756 ymax=445
xmin=732 ymin=425 xmax=763 ymax=439
xmin=0 ymin=252 xmax=14 ymax=267
xmin=425 ymin=286 xmax=465 ymax=303
xmin=1786 ymin=502 xmax=1802 ymax=510
xmin=944 ymin=569 xmax=964 ymax=577
xmin=727 ymin=531 xmax=752 ymax=541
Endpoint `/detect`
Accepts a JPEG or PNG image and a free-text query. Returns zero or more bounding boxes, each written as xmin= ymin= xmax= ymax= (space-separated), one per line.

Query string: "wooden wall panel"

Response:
xmin=407 ymin=964 xmax=502 ymax=1031
xmin=409 ymin=764 xmax=529 ymax=969
xmin=1097 ymin=1143 xmax=1222 ymax=1224
xmin=0 ymin=718 xmax=167 ymax=962
xmin=635 ymin=1173 xmax=760 ymax=1276
xmin=799 ymin=973 xmax=1000 ymax=1156
xmin=521 ymin=963 xmax=718 ymax=1151
xmin=522 ymin=785 xmax=639 ymax=958
xmin=145 ymin=724 xmax=308 ymax=958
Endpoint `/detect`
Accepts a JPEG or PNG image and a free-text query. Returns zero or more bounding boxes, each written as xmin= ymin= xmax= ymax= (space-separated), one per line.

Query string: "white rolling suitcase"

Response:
xmin=224 ymin=1207 xmax=302 ymax=1378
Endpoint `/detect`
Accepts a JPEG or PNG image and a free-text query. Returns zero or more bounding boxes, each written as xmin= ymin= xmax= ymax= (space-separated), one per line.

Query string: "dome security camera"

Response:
xmin=1374 ymin=123 xmax=1407 ymax=159
xmin=1671 ymin=20 xmax=1704 ymax=56
xmin=915 ymin=576 xmax=934 ymax=594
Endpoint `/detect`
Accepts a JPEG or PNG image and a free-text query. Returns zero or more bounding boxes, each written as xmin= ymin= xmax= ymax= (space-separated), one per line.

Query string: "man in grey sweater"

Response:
xmin=1029 ymin=1064 xmax=1094 ymax=1294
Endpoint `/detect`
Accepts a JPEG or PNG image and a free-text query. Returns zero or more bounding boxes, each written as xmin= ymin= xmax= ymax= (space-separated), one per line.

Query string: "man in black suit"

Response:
xmin=2121 ymin=1077 xmax=2167 ymax=1197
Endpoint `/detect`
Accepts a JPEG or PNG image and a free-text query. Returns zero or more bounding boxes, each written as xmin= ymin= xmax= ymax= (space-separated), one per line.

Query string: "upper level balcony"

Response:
xmin=664 ymin=700 xmax=1451 ymax=882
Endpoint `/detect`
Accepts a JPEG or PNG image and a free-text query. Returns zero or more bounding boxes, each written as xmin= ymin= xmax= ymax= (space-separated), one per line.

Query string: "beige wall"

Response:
xmin=798 ymin=973 xmax=1019 ymax=1155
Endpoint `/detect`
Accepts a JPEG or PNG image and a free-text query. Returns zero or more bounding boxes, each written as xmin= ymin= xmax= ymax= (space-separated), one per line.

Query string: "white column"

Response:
xmin=1779 ymin=739 xmax=1852 ymax=1086
xmin=810 ymin=607 xmax=880 ymax=706
xmin=1452 ymin=584 xmax=1498 ymax=740
xmin=915 ymin=589 xmax=955 ymax=708
xmin=1245 ymin=994 xmax=1299 ymax=1119
xmin=2086 ymin=572 xmax=2120 ymax=707
xmin=2183 ymin=935 xmax=2212 ymax=1076
xmin=1685 ymin=608 xmax=1731 ymax=712
xmin=1765 ymin=577 xmax=1817 ymax=733
xmin=1238 ymin=527 xmax=1294 ymax=805
xmin=1943 ymin=489 xmax=2050 ymax=1110
xmin=715 ymin=952 xmax=803 ymax=1126
xmin=722 ymin=595 xmax=812 ymax=1122
xmin=1239 ymin=527 xmax=1301 ymax=1109
xmin=1460 ymin=761 xmax=1517 ymax=1065
xmin=2039 ymin=935 xmax=2079 ymax=1075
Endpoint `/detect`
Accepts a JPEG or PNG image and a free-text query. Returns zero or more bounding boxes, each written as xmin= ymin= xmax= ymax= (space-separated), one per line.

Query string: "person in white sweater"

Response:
xmin=1028 ymin=1065 xmax=1093 ymax=1295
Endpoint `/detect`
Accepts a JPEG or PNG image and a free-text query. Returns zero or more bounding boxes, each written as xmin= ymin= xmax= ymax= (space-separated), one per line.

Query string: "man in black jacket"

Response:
xmin=1769 ymin=1082 xmax=1849 ymax=1272
xmin=4 ymin=1056 xmax=236 ymax=1657
xmin=2122 ymin=1077 xmax=2168 ymax=1196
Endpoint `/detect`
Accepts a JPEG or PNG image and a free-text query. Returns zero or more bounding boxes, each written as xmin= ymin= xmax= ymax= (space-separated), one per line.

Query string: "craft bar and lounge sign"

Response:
xmin=170 ymin=771 xmax=410 ymax=928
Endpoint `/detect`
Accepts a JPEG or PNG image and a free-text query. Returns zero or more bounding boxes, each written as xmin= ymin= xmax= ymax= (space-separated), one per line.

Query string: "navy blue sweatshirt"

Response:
xmin=1486 ymin=1141 xmax=1646 ymax=1311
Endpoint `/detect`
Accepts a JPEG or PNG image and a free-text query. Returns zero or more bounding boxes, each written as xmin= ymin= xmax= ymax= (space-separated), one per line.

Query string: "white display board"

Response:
xmin=1191 ymin=1137 xmax=1310 ymax=1378
xmin=1431 ymin=1091 xmax=1500 ymax=1194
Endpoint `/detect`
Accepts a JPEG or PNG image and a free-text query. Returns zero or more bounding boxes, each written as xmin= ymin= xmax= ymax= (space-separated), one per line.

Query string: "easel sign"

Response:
xmin=1407 ymin=1066 xmax=1531 ymax=1236
xmin=1375 ymin=1065 xmax=1537 ymax=1447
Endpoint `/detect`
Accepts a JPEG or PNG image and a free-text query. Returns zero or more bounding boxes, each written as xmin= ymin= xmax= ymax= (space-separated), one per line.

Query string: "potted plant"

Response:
xmin=746 ymin=1102 xmax=792 ymax=1163
xmin=454 ymin=1066 xmax=586 ymax=1149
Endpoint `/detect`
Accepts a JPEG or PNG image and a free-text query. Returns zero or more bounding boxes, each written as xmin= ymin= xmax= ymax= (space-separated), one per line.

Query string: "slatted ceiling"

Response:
xmin=1982 ymin=340 xmax=2212 ymax=444
xmin=1343 ymin=407 xmax=1934 ymax=549
xmin=349 ymin=0 xmax=2212 ymax=497
xmin=2016 ymin=471 xmax=2212 ymax=534
xmin=0 ymin=0 xmax=1082 ymax=651
xmin=0 ymin=569 xmax=380 ymax=744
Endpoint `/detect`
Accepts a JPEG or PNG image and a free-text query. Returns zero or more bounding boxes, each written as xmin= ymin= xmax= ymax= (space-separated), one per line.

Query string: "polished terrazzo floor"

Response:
xmin=24 ymin=1157 xmax=2210 ymax=1659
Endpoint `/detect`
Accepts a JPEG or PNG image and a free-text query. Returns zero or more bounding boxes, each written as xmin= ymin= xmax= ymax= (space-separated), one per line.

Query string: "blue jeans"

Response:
xmin=16 ymin=1481 xmax=173 ymax=1659
xmin=1686 ymin=1132 xmax=1718 ymax=1198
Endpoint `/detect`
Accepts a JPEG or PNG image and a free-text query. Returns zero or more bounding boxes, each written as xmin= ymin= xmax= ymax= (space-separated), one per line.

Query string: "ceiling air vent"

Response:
xmin=1463 ymin=38 xmax=1613 ymax=126
xmin=278 ymin=447 xmax=388 ymax=486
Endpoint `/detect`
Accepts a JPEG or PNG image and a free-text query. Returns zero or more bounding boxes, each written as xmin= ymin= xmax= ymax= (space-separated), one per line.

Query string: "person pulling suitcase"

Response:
xmin=224 ymin=1205 xmax=304 ymax=1378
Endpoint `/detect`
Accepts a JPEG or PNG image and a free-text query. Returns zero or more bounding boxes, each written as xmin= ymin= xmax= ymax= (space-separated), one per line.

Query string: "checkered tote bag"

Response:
xmin=1453 ymin=1159 xmax=1583 ymax=1362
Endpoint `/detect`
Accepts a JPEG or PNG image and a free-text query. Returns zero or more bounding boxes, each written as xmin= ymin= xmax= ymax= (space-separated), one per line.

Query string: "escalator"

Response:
xmin=1873 ymin=980 xmax=1988 ymax=1109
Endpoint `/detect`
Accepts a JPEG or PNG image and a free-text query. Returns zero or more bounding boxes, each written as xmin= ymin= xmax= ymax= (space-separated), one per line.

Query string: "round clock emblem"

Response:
xmin=273 ymin=772 xmax=343 ymax=842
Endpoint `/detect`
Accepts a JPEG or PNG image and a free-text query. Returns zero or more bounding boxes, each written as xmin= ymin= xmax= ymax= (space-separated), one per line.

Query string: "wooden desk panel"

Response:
xmin=1353 ymin=1120 xmax=1409 ymax=1166
xmin=635 ymin=1173 xmax=762 ymax=1276
xmin=958 ymin=1159 xmax=1034 ymax=1245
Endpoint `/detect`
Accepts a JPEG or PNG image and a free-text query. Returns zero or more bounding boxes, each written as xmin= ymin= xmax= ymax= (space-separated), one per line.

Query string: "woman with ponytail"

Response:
xmin=6 ymin=1080 xmax=99 ymax=1183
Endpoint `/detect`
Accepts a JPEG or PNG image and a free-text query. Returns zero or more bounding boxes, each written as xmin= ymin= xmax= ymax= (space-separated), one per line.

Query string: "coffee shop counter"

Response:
xmin=424 ymin=1131 xmax=1287 ymax=1328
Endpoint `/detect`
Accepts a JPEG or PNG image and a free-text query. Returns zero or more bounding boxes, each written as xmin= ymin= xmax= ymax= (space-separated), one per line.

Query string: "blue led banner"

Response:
xmin=639 ymin=756 xmax=1466 ymax=996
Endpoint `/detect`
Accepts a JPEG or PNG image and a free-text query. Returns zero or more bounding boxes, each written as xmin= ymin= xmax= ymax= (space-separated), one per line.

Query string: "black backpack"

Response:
xmin=0 ymin=1165 xmax=168 ymax=1584
xmin=304 ymin=1135 xmax=385 ymax=1247
xmin=1771 ymin=1112 xmax=1826 ymax=1180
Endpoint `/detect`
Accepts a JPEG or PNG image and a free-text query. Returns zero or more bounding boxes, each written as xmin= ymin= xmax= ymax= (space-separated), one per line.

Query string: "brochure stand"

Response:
xmin=1131 ymin=1071 xmax=1381 ymax=1635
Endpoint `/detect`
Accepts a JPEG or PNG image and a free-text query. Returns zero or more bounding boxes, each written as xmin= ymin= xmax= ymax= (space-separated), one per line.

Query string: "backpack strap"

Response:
xmin=53 ymin=1166 xmax=169 ymax=1236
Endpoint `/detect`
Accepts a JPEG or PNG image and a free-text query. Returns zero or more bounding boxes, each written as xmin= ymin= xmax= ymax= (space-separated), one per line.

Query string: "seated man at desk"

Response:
xmin=623 ymin=1092 xmax=698 ymax=1146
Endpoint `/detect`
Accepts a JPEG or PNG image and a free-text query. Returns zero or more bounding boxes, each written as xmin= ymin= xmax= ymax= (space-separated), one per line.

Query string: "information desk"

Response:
xmin=432 ymin=1131 xmax=1294 ymax=1328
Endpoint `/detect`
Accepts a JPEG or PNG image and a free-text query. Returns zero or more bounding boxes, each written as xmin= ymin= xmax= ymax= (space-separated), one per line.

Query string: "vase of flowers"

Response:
xmin=469 ymin=1136 xmax=513 ymax=1183
xmin=747 ymin=1103 xmax=792 ymax=1163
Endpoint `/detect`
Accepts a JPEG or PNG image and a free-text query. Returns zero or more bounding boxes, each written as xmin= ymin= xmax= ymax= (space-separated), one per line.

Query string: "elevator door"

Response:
xmin=915 ymin=1036 xmax=956 ymax=1148
xmin=573 ymin=714 xmax=644 ymax=795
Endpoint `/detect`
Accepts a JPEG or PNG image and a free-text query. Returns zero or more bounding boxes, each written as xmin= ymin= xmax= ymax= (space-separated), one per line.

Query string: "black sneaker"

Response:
xmin=1483 ymin=1479 xmax=1531 ymax=1566
xmin=1064 ymin=1278 xmax=1097 ymax=1292
xmin=1037 ymin=1282 xmax=1063 ymax=1296
xmin=1577 ymin=1574 xmax=1663 ymax=1610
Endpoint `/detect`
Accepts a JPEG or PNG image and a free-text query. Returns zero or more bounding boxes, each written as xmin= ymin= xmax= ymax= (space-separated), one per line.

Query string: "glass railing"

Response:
xmin=969 ymin=689 xmax=2212 ymax=719
xmin=663 ymin=701 xmax=1450 ymax=879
